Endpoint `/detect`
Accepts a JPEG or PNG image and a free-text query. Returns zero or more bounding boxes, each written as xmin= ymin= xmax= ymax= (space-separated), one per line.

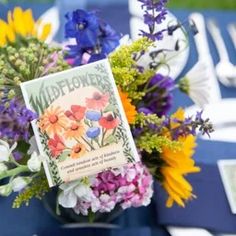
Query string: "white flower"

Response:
xmin=0 ymin=183 xmax=12 ymax=196
xmin=58 ymin=180 xmax=94 ymax=208
xmin=12 ymin=177 xmax=31 ymax=192
xmin=27 ymin=136 xmax=39 ymax=155
xmin=74 ymin=184 xmax=93 ymax=201
xmin=0 ymin=140 xmax=17 ymax=162
xmin=178 ymin=62 xmax=211 ymax=108
xmin=58 ymin=190 xmax=77 ymax=208
xmin=27 ymin=151 xmax=42 ymax=172
xmin=0 ymin=163 xmax=7 ymax=172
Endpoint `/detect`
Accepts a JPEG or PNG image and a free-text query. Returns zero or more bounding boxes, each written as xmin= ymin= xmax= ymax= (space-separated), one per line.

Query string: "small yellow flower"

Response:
xmin=118 ymin=88 xmax=137 ymax=124
xmin=0 ymin=7 xmax=51 ymax=47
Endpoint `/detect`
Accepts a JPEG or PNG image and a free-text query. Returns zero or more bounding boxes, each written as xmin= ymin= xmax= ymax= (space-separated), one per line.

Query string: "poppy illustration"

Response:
xmin=86 ymin=92 xmax=109 ymax=110
xmin=39 ymin=106 xmax=67 ymax=136
xmin=65 ymin=105 xmax=86 ymax=121
xmin=64 ymin=122 xmax=85 ymax=140
xmin=70 ymin=143 xmax=86 ymax=159
xmin=99 ymin=114 xmax=120 ymax=130
xmin=48 ymin=134 xmax=65 ymax=157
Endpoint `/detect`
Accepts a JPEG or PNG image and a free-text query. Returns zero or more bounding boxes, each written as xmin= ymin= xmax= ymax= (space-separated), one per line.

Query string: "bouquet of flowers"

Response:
xmin=0 ymin=1 xmax=213 ymax=221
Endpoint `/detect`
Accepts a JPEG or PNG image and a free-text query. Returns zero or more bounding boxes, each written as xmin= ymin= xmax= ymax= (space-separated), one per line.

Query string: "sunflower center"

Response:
xmin=106 ymin=114 xmax=114 ymax=122
xmin=49 ymin=115 xmax=58 ymax=124
xmin=93 ymin=93 xmax=102 ymax=100
xmin=74 ymin=146 xmax=82 ymax=153
xmin=71 ymin=124 xmax=79 ymax=130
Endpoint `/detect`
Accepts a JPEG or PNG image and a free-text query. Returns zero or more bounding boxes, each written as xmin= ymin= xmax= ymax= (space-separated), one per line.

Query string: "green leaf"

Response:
xmin=84 ymin=119 xmax=91 ymax=127
xmin=103 ymin=104 xmax=116 ymax=113
xmin=104 ymin=134 xmax=118 ymax=145
xmin=58 ymin=151 xmax=70 ymax=162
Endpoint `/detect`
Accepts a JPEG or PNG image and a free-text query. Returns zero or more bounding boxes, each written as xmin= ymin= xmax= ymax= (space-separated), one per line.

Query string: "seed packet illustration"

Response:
xmin=21 ymin=59 xmax=140 ymax=187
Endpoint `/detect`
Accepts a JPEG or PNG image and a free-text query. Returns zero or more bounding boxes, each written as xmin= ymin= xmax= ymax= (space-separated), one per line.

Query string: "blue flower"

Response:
xmin=64 ymin=45 xmax=84 ymax=66
xmin=85 ymin=111 xmax=101 ymax=121
xmin=88 ymin=22 xmax=121 ymax=63
xmin=86 ymin=127 xmax=101 ymax=139
xmin=65 ymin=9 xmax=99 ymax=47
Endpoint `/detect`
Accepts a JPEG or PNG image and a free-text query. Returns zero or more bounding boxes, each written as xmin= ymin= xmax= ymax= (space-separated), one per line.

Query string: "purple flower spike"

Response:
xmin=0 ymin=99 xmax=37 ymax=142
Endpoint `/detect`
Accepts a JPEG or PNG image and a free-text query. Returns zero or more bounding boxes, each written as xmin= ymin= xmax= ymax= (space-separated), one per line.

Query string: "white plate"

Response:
xmin=185 ymin=99 xmax=236 ymax=142
xmin=129 ymin=0 xmax=189 ymax=79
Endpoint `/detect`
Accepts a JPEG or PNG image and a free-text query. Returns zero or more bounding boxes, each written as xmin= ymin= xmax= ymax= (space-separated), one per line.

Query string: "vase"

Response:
xmin=43 ymin=189 xmax=123 ymax=225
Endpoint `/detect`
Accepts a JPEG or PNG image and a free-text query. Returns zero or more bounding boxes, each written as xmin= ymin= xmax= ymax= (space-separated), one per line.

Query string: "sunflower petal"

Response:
xmin=38 ymin=23 xmax=52 ymax=41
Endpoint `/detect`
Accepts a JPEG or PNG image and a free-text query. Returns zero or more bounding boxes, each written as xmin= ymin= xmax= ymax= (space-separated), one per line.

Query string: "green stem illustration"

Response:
xmin=81 ymin=136 xmax=95 ymax=151
xmin=101 ymin=128 xmax=107 ymax=146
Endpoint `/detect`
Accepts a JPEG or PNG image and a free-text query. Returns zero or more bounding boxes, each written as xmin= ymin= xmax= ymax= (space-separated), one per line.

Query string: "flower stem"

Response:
xmin=0 ymin=165 xmax=29 ymax=180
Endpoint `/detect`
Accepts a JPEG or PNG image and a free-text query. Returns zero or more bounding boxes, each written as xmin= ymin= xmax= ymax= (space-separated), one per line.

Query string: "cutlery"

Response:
xmin=189 ymin=13 xmax=221 ymax=103
xmin=207 ymin=19 xmax=236 ymax=87
xmin=227 ymin=23 xmax=236 ymax=50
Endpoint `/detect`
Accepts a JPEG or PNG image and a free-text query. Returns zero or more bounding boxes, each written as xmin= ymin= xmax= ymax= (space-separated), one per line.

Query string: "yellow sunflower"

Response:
xmin=118 ymin=88 xmax=137 ymax=124
xmin=39 ymin=106 xmax=67 ymax=136
xmin=160 ymin=108 xmax=200 ymax=208
xmin=0 ymin=7 xmax=51 ymax=47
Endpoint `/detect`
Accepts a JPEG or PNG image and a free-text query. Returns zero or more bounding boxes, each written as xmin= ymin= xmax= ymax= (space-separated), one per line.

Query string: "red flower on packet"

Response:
xmin=48 ymin=134 xmax=65 ymax=157
xmin=86 ymin=92 xmax=109 ymax=110
xmin=65 ymin=105 xmax=86 ymax=121
xmin=99 ymin=114 xmax=120 ymax=130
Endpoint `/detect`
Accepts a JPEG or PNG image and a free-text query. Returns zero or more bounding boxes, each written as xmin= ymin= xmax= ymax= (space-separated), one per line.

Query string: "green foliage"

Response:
xmin=168 ymin=0 xmax=236 ymax=9
xmin=109 ymin=37 xmax=155 ymax=101
xmin=0 ymin=38 xmax=70 ymax=102
xmin=13 ymin=174 xmax=49 ymax=208
xmin=135 ymin=112 xmax=164 ymax=128
xmin=136 ymin=132 xmax=180 ymax=154
xmin=134 ymin=113 xmax=181 ymax=156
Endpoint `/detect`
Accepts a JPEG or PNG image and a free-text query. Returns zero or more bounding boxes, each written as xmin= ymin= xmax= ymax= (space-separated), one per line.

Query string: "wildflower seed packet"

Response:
xmin=20 ymin=59 xmax=140 ymax=187
xmin=218 ymin=160 xmax=236 ymax=214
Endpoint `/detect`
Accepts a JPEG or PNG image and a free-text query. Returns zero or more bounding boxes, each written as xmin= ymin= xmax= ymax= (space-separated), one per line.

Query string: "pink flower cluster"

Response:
xmin=73 ymin=162 xmax=153 ymax=215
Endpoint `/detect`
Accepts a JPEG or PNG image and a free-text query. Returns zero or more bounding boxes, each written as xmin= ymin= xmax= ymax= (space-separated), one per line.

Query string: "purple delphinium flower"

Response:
xmin=64 ymin=9 xmax=121 ymax=66
xmin=139 ymin=73 xmax=174 ymax=117
xmin=0 ymin=99 xmax=37 ymax=142
xmin=65 ymin=9 xmax=99 ymax=47
xmin=138 ymin=0 xmax=168 ymax=41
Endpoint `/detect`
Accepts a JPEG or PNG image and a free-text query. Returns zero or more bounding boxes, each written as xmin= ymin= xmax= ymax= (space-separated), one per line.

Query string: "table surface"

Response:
xmin=0 ymin=3 xmax=236 ymax=236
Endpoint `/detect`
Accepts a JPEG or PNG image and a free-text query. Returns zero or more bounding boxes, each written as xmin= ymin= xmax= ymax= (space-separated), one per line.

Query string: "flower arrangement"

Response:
xmin=0 ymin=1 xmax=213 ymax=222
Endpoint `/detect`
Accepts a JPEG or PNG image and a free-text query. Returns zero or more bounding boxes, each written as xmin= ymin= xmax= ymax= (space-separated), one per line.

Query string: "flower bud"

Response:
xmin=0 ymin=140 xmax=11 ymax=162
xmin=0 ymin=183 xmax=12 ymax=196
xmin=12 ymin=177 xmax=32 ymax=192
xmin=0 ymin=163 xmax=8 ymax=172
xmin=27 ymin=152 xmax=42 ymax=172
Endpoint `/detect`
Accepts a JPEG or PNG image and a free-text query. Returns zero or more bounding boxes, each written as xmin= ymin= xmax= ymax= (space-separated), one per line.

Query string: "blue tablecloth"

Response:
xmin=0 ymin=3 xmax=236 ymax=236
